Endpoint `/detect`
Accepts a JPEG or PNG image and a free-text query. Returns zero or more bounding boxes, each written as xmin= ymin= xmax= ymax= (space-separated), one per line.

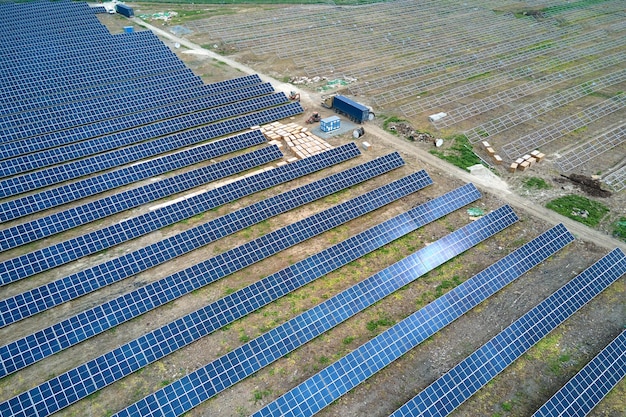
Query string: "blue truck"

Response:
xmin=115 ymin=3 xmax=134 ymax=18
xmin=321 ymin=94 xmax=374 ymax=124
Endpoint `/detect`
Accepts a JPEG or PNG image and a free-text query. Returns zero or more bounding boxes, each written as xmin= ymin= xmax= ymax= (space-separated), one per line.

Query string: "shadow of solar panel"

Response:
xmin=108 ymin=206 xmax=517 ymax=417
xmin=0 ymin=171 xmax=435 ymax=417
xmin=0 ymin=80 xmax=270 ymax=158
xmin=532 ymin=329 xmax=626 ymax=417
xmin=390 ymin=248 xmax=626 ymax=417
xmin=0 ymin=141 xmax=356 ymax=286
xmin=0 ymin=130 xmax=268 ymax=222
xmin=0 ymin=155 xmax=420 ymax=374
xmin=0 ymin=145 xmax=283 ymax=250
xmin=0 ymin=101 xmax=303 ymax=199
xmin=252 ymin=223 xmax=575 ymax=417
xmin=0 ymin=92 xmax=285 ymax=177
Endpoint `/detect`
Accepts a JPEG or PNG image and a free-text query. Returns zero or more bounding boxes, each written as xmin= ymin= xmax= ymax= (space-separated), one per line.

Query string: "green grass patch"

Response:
xmin=612 ymin=217 xmax=626 ymax=242
xmin=383 ymin=115 xmax=408 ymax=133
xmin=252 ymin=388 xmax=272 ymax=404
xmin=523 ymin=177 xmax=551 ymax=190
xmin=466 ymin=71 xmax=491 ymax=81
xmin=546 ymin=195 xmax=609 ymax=227
xmin=342 ymin=336 xmax=356 ymax=345
xmin=366 ymin=314 xmax=395 ymax=332
xmin=429 ymin=135 xmax=481 ymax=170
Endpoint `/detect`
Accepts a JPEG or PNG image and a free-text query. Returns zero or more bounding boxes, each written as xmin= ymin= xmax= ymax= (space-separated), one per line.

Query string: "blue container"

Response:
xmin=123 ymin=26 xmax=134 ymax=33
xmin=115 ymin=3 xmax=134 ymax=17
xmin=320 ymin=116 xmax=341 ymax=132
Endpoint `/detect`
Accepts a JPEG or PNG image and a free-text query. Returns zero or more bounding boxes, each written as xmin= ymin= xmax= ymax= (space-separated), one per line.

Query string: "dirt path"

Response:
xmin=133 ymin=18 xmax=625 ymax=253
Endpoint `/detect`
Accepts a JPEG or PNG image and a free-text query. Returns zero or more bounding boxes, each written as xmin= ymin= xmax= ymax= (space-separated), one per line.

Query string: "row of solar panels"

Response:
xmin=0 ymin=68 xmax=201 ymax=115
xmin=3 ymin=162 xmax=622 ymax=417
xmin=1 ymin=78 xmax=273 ymax=144
xmin=1 ymin=73 xmax=261 ymax=147
xmin=1 ymin=31 xmax=170 ymax=66
xmin=1 ymin=2 xmax=623 ymax=417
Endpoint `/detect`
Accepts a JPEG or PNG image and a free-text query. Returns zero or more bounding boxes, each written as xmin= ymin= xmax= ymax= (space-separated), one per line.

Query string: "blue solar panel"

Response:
xmin=532 ymin=329 xmax=626 ymax=417
xmin=0 ymin=130 xmax=268 ymax=222
xmin=1 ymin=80 xmax=273 ymax=144
xmin=0 ymin=166 xmax=450 ymax=377
xmin=0 ymin=172 xmax=435 ymax=417
xmin=0 ymin=81 xmax=271 ymax=158
xmin=0 ymin=101 xmax=302 ymax=199
xmin=0 ymin=92 xmax=285 ymax=177
xmin=0 ymin=149 xmax=400 ymax=330
xmin=0 ymin=145 xmax=283 ymax=250
xmin=0 ymin=68 xmax=201 ymax=117
xmin=0 ymin=152 xmax=410 ymax=372
xmin=0 ymin=142 xmax=357 ymax=286
xmin=252 ymin=223 xmax=575 ymax=417
xmin=389 ymin=248 xmax=626 ymax=417
xmin=0 ymin=173 xmax=463 ymax=415
xmin=106 ymin=205 xmax=517 ymax=417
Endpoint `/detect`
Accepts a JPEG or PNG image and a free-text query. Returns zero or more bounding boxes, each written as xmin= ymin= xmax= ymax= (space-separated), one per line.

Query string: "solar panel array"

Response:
xmin=107 ymin=205 xmax=517 ymax=417
xmin=5 ymin=179 xmax=468 ymax=405
xmin=390 ymin=248 xmax=626 ymax=417
xmin=0 ymin=101 xmax=303 ymax=199
xmin=532 ymin=329 xmax=626 ymax=417
xmin=0 ymin=145 xmax=283 ymax=251
xmin=0 ymin=130 xmax=268 ymax=222
xmin=0 ymin=92 xmax=288 ymax=179
xmin=0 ymin=79 xmax=270 ymax=159
xmin=0 ymin=152 xmax=407 ymax=369
xmin=0 ymin=169 xmax=465 ymax=377
xmin=0 ymin=169 xmax=434 ymax=417
xmin=252 ymin=223 xmax=575 ymax=417
xmin=0 ymin=76 xmax=270 ymax=142
xmin=0 ymin=143 xmax=360 ymax=286
xmin=0 ymin=148 xmax=395 ymax=330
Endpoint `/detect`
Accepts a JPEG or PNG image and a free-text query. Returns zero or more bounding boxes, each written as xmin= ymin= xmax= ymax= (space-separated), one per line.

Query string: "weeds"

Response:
xmin=523 ymin=177 xmax=550 ymax=190
xmin=546 ymin=195 xmax=609 ymax=226
xmin=430 ymin=135 xmax=481 ymax=170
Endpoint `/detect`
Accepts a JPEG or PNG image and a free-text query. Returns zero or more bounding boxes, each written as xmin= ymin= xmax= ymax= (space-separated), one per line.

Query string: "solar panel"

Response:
xmin=389 ymin=248 xmax=626 ymax=417
xmin=0 ymin=142 xmax=358 ymax=286
xmin=252 ymin=223 xmax=575 ymax=417
xmin=532 ymin=329 xmax=626 ymax=417
xmin=0 ymin=150 xmax=399 ymax=329
xmin=0 ymin=171 xmax=434 ymax=417
xmin=0 ymin=81 xmax=272 ymax=159
xmin=0 ymin=130 xmax=268 ymax=222
xmin=0 ymin=152 xmax=410 ymax=371
xmin=0 ymin=145 xmax=283 ymax=250
xmin=0 ymin=176 xmax=474 ymax=414
xmin=0 ymin=101 xmax=303 ymax=198
xmin=0 ymin=92 xmax=285 ymax=177
xmin=0 ymin=68 xmax=201 ymax=117
xmin=106 ymin=205 xmax=517 ymax=417
xmin=1 ymin=81 xmax=274 ymax=145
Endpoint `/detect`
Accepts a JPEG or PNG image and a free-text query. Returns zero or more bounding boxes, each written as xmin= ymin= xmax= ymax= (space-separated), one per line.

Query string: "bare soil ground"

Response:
xmin=0 ymin=4 xmax=623 ymax=417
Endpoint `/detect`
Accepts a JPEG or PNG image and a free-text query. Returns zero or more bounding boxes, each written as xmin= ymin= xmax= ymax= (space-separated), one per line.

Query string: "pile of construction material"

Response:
xmin=509 ymin=150 xmax=545 ymax=172
xmin=481 ymin=141 xmax=503 ymax=165
xmin=257 ymin=122 xmax=334 ymax=160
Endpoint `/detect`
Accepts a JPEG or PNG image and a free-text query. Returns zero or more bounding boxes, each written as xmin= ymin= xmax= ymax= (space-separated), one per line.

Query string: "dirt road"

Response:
xmin=134 ymin=18 xmax=625 ymax=253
